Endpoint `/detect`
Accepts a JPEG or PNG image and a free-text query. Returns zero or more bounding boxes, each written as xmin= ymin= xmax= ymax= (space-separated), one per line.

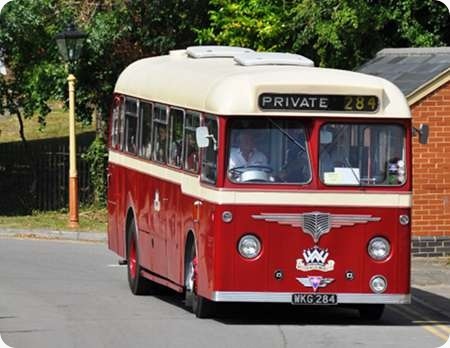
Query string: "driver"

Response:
xmin=229 ymin=130 xmax=268 ymax=169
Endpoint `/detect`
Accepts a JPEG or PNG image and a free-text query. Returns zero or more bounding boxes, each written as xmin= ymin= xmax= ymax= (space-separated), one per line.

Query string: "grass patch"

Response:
xmin=0 ymin=206 xmax=107 ymax=232
xmin=0 ymin=102 xmax=95 ymax=143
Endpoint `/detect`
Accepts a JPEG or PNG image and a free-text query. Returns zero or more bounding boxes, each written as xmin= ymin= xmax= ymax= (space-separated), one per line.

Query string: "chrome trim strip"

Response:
xmin=211 ymin=292 xmax=411 ymax=304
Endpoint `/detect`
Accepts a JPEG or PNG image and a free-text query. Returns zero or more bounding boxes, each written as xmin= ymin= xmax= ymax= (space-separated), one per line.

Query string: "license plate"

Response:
xmin=291 ymin=293 xmax=338 ymax=305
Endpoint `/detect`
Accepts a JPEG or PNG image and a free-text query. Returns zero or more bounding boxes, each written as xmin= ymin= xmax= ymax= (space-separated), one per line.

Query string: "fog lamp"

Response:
xmin=370 ymin=275 xmax=387 ymax=293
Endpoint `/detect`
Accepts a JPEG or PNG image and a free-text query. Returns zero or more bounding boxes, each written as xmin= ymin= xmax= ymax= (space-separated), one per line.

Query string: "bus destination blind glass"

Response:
xmin=259 ymin=93 xmax=379 ymax=112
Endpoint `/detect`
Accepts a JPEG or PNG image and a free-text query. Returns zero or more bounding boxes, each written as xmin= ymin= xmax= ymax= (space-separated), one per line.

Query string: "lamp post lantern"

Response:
xmin=55 ymin=23 xmax=87 ymax=228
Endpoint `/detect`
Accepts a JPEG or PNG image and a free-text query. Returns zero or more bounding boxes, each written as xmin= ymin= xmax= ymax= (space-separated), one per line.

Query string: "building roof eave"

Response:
xmin=407 ymin=68 xmax=450 ymax=106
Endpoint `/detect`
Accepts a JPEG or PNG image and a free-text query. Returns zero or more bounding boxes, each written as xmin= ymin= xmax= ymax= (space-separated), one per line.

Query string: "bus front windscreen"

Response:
xmin=319 ymin=123 xmax=406 ymax=186
xmin=227 ymin=118 xmax=311 ymax=184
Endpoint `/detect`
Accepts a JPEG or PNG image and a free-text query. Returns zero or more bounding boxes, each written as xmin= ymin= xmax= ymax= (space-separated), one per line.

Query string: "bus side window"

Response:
xmin=184 ymin=111 xmax=200 ymax=173
xmin=168 ymin=108 xmax=184 ymax=168
xmin=201 ymin=116 xmax=218 ymax=184
xmin=124 ymin=98 xmax=138 ymax=154
xmin=111 ymin=96 xmax=123 ymax=149
xmin=139 ymin=102 xmax=153 ymax=159
xmin=152 ymin=104 xmax=168 ymax=163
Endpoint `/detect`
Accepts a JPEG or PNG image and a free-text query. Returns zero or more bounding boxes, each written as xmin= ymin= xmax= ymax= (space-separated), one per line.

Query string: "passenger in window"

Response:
xmin=185 ymin=133 xmax=198 ymax=171
xmin=143 ymin=141 xmax=152 ymax=159
xmin=153 ymin=126 xmax=167 ymax=162
xmin=128 ymin=135 xmax=137 ymax=154
xmin=170 ymin=139 xmax=182 ymax=166
xmin=229 ymin=130 xmax=268 ymax=169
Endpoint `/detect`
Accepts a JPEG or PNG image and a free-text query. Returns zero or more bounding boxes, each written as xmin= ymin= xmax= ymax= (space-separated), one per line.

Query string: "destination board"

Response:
xmin=258 ymin=93 xmax=379 ymax=112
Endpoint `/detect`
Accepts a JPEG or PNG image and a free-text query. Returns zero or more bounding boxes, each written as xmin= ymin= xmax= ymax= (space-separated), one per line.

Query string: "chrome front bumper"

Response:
xmin=211 ymin=292 xmax=411 ymax=304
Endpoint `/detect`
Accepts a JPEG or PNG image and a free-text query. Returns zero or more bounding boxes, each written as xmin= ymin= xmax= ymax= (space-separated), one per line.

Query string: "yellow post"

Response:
xmin=67 ymin=74 xmax=79 ymax=228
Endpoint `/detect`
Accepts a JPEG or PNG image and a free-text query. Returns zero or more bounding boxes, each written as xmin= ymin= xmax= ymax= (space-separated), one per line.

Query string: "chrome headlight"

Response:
xmin=238 ymin=234 xmax=261 ymax=259
xmin=370 ymin=275 xmax=387 ymax=293
xmin=368 ymin=237 xmax=391 ymax=261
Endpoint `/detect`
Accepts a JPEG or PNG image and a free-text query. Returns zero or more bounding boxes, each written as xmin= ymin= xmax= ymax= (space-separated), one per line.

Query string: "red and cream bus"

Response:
xmin=107 ymin=46 xmax=413 ymax=319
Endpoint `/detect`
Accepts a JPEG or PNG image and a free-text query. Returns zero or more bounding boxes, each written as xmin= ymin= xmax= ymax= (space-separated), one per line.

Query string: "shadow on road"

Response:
xmin=153 ymin=287 xmax=450 ymax=327
xmin=412 ymin=287 xmax=450 ymax=318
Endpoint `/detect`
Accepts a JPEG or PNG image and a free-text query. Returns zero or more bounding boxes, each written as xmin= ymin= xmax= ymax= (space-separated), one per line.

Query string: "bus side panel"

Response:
xmin=107 ymin=163 xmax=119 ymax=254
xmin=196 ymin=199 xmax=218 ymax=299
xmin=136 ymin=170 xmax=154 ymax=272
xmin=107 ymin=162 xmax=126 ymax=258
xmin=146 ymin=176 xmax=168 ymax=277
xmin=166 ymin=179 xmax=183 ymax=284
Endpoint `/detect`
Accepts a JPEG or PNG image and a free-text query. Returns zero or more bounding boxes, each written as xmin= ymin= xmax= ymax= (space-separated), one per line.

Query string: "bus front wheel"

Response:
xmin=127 ymin=219 xmax=156 ymax=295
xmin=185 ymin=243 xmax=215 ymax=318
xmin=358 ymin=304 xmax=385 ymax=321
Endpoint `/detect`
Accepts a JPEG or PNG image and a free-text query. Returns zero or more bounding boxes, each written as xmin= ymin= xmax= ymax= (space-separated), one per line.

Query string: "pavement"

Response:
xmin=0 ymin=227 xmax=449 ymax=317
xmin=411 ymin=257 xmax=450 ymax=319
xmin=0 ymin=227 xmax=106 ymax=242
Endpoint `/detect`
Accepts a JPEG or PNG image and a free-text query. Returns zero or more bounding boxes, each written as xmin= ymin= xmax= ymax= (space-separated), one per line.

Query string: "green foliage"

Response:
xmin=0 ymin=0 xmax=209 ymax=203
xmin=0 ymin=0 xmax=70 ymax=126
xmin=82 ymin=136 xmax=108 ymax=206
xmin=197 ymin=0 xmax=287 ymax=51
xmin=0 ymin=0 xmax=209 ymax=131
xmin=199 ymin=0 xmax=450 ymax=69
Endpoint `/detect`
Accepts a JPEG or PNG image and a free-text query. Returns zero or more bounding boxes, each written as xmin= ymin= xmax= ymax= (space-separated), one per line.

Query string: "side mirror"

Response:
xmin=413 ymin=123 xmax=429 ymax=145
xmin=419 ymin=124 xmax=429 ymax=145
xmin=196 ymin=126 xmax=210 ymax=148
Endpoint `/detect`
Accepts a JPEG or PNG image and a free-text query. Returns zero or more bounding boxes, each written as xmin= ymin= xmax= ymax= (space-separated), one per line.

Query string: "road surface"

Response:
xmin=0 ymin=238 xmax=448 ymax=348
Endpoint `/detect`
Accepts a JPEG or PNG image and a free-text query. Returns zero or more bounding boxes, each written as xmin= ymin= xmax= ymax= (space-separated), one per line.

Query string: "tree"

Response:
xmin=198 ymin=0 xmax=450 ymax=69
xmin=0 ymin=0 xmax=70 ymax=142
xmin=197 ymin=0 xmax=287 ymax=51
xmin=0 ymin=0 xmax=209 ymax=205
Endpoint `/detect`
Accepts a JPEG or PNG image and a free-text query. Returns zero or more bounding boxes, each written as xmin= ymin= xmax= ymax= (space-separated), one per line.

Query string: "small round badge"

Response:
xmin=345 ymin=271 xmax=354 ymax=280
xmin=274 ymin=270 xmax=283 ymax=280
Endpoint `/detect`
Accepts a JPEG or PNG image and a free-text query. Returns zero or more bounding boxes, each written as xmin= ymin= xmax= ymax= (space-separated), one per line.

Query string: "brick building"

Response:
xmin=359 ymin=47 xmax=450 ymax=256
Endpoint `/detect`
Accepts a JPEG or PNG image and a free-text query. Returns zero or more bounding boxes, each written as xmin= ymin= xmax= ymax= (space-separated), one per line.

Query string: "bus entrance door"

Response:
xmin=149 ymin=179 xmax=168 ymax=277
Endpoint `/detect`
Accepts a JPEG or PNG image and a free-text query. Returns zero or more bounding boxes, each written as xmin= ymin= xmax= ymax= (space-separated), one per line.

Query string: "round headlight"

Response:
xmin=368 ymin=237 xmax=391 ymax=261
xmin=238 ymin=234 xmax=261 ymax=259
xmin=370 ymin=275 xmax=387 ymax=293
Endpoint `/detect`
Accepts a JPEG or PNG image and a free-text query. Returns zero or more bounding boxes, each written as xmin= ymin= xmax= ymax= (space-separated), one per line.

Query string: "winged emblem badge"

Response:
xmin=252 ymin=211 xmax=380 ymax=243
xmin=297 ymin=276 xmax=335 ymax=292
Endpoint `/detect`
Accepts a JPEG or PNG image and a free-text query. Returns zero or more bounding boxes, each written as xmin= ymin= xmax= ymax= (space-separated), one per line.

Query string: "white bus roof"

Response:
xmin=114 ymin=48 xmax=411 ymax=119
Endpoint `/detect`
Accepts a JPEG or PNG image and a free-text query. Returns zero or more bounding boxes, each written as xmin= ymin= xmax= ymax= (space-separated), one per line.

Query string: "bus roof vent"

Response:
xmin=186 ymin=45 xmax=255 ymax=58
xmin=234 ymin=52 xmax=315 ymax=67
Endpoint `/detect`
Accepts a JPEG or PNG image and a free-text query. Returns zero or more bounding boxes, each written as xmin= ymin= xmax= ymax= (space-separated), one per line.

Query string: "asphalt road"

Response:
xmin=0 ymin=238 xmax=448 ymax=348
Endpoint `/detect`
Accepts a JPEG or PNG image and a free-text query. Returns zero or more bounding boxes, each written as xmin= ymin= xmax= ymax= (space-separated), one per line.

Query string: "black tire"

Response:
xmin=184 ymin=242 xmax=216 ymax=318
xmin=127 ymin=219 xmax=156 ymax=295
xmin=358 ymin=304 xmax=385 ymax=321
xmin=192 ymin=293 xmax=216 ymax=319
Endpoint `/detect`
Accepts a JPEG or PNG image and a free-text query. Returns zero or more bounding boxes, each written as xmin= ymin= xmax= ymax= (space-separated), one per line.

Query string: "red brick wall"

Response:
xmin=411 ymin=81 xmax=450 ymax=236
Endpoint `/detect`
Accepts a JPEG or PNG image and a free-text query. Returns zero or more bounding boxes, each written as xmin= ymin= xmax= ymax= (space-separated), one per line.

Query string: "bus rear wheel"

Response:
xmin=185 ymin=243 xmax=215 ymax=318
xmin=127 ymin=219 xmax=156 ymax=295
xmin=358 ymin=304 xmax=385 ymax=321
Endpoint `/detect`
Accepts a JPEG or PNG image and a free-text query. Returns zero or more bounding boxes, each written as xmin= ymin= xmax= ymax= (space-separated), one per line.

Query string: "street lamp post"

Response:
xmin=55 ymin=23 xmax=87 ymax=228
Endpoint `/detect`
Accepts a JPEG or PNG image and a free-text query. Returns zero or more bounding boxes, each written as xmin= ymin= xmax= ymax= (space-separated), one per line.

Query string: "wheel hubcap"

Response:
xmin=129 ymin=237 xmax=137 ymax=279
xmin=186 ymin=256 xmax=198 ymax=293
